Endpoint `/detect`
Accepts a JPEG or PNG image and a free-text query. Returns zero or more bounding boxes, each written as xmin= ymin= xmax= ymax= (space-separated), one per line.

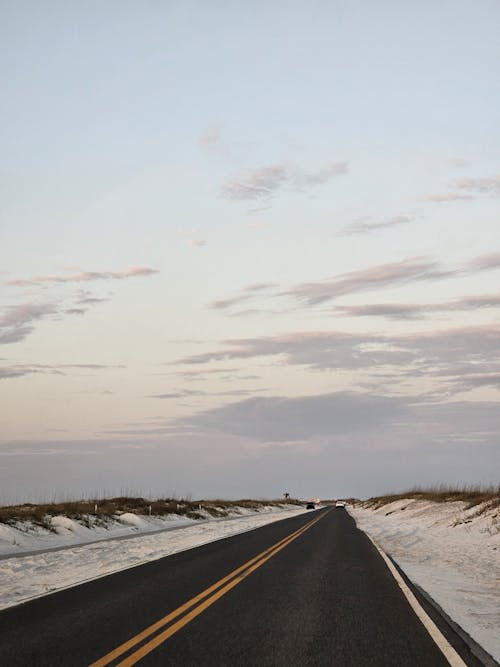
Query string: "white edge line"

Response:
xmin=366 ymin=533 xmax=467 ymax=667
xmin=0 ymin=508 xmax=310 ymax=611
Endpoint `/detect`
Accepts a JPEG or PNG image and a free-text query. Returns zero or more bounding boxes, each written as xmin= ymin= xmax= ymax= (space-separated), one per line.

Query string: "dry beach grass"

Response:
xmin=362 ymin=484 xmax=499 ymax=515
xmin=0 ymin=496 xmax=302 ymax=526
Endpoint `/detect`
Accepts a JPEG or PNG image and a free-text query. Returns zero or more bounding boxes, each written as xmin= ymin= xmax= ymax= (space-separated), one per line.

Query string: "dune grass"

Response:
xmin=0 ymin=496 xmax=302 ymax=525
xmin=363 ymin=484 xmax=499 ymax=514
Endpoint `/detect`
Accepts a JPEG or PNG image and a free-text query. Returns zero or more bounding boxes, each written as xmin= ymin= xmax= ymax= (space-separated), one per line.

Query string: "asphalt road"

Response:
xmin=0 ymin=507 xmax=486 ymax=666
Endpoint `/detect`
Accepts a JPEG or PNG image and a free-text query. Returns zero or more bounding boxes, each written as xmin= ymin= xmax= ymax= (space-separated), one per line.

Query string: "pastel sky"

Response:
xmin=2 ymin=1 xmax=499 ymax=503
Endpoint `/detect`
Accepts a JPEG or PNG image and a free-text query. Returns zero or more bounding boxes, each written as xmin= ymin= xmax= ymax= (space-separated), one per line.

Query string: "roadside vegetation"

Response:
xmin=361 ymin=484 xmax=499 ymax=516
xmin=0 ymin=496 xmax=303 ymax=526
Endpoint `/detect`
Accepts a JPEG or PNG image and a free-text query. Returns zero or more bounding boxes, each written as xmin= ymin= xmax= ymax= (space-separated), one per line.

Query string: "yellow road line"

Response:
xmin=89 ymin=517 xmax=316 ymax=667
xmin=90 ymin=509 xmax=330 ymax=667
xmin=116 ymin=518 xmax=322 ymax=667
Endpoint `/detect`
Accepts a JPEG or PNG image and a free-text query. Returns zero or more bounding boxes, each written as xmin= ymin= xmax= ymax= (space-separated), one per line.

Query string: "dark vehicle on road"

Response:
xmin=306 ymin=502 xmax=315 ymax=509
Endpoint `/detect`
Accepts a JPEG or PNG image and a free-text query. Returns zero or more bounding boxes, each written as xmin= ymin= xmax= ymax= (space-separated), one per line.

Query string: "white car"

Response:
xmin=335 ymin=500 xmax=346 ymax=508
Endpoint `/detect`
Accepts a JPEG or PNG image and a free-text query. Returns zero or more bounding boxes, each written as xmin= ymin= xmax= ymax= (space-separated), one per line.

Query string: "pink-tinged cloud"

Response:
xmin=335 ymin=293 xmax=500 ymax=319
xmin=177 ymin=331 xmax=377 ymax=367
xmin=243 ymin=283 xmax=276 ymax=292
xmin=451 ymin=373 xmax=500 ymax=391
xmin=0 ymin=302 xmax=58 ymax=344
xmin=422 ymin=192 xmax=474 ymax=203
xmin=148 ymin=388 xmax=206 ymax=399
xmin=65 ymin=308 xmax=86 ymax=316
xmin=423 ymin=173 xmax=500 ymax=202
xmin=176 ymin=367 xmax=242 ymax=378
xmin=465 ymin=253 xmax=500 ymax=272
xmin=77 ymin=296 xmax=109 ymax=305
xmin=452 ymin=175 xmax=500 ymax=196
xmin=199 ymin=126 xmax=231 ymax=156
xmin=0 ymin=362 xmax=125 ymax=380
xmin=176 ymin=324 xmax=500 ymax=399
xmin=335 ymin=302 xmax=430 ymax=319
xmin=221 ymin=165 xmax=288 ymax=202
xmin=209 ymin=252 xmax=500 ymax=315
xmin=341 ymin=215 xmax=416 ymax=236
xmin=7 ymin=266 xmax=158 ymax=287
xmin=210 ymin=296 xmax=251 ymax=310
xmin=298 ymin=162 xmax=349 ymax=186
xmin=220 ymin=161 xmax=348 ymax=203
xmin=0 ymin=366 xmax=43 ymax=379
xmin=285 ymin=257 xmax=449 ymax=306
xmin=210 ymin=283 xmax=278 ymax=310
xmin=247 ymin=221 xmax=270 ymax=230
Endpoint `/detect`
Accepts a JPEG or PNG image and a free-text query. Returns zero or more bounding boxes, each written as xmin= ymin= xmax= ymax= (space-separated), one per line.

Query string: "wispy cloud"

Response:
xmin=422 ymin=192 xmax=474 ymax=203
xmin=0 ymin=296 xmax=108 ymax=344
xmin=243 ymin=283 xmax=276 ymax=293
xmin=220 ymin=161 xmax=348 ymax=204
xmin=148 ymin=386 xmax=261 ymax=399
xmin=335 ymin=302 xmax=427 ymax=319
xmin=148 ymin=389 xmax=206 ymax=399
xmin=0 ymin=362 xmax=125 ymax=380
xmin=7 ymin=266 xmax=158 ymax=288
xmin=199 ymin=126 xmax=231 ymax=156
xmin=210 ymin=296 xmax=250 ymax=310
xmin=65 ymin=308 xmax=86 ymax=316
xmin=450 ymin=372 xmax=500 ymax=392
xmin=285 ymin=252 xmax=500 ymax=308
xmin=335 ymin=293 xmax=500 ymax=320
xmin=177 ymin=330 xmax=403 ymax=368
xmin=285 ymin=257 xmax=448 ymax=306
xmin=340 ymin=215 xmax=416 ymax=236
xmin=175 ymin=367 xmax=242 ymax=380
xmin=424 ymin=173 xmax=500 ymax=202
xmin=0 ymin=366 xmax=41 ymax=379
xmin=296 ymin=162 xmax=349 ymax=187
xmin=209 ymin=252 xmax=500 ymax=315
xmin=210 ymin=283 xmax=277 ymax=310
xmin=181 ymin=228 xmax=207 ymax=248
xmin=62 ymin=363 xmax=125 ymax=370
xmin=0 ymin=303 xmax=58 ymax=344
xmin=453 ymin=175 xmax=500 ymax=196
xmin=247 ymin=221 xmax=270 ymax=230
xmin=76 ymin=290 xmax=110 ymax=306
xmin=176 ymin=324 xmax=500 ymax=399
xmin=221 ymin=164 xmax=288 ymax=202
xmin=464 ymin=252 xmax=500 ymax=272
xmin=2 ymin=269 xmax=157 ymax=342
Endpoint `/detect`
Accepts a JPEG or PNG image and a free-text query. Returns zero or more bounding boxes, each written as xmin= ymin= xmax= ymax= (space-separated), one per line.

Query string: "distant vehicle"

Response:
xmin=335 ymin=500 xmax=346 ymax=508
xmin=306 ymin=502 xmax=316 ymax=509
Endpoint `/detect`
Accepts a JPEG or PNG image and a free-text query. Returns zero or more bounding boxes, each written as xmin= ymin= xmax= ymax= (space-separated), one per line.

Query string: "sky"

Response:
xmin=1 ymin=1 xmax=499 ymax=503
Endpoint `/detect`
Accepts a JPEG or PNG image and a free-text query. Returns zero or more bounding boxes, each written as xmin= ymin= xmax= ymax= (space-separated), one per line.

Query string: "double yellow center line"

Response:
xmin=90 ymin=508 xmax=331 ymax=667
